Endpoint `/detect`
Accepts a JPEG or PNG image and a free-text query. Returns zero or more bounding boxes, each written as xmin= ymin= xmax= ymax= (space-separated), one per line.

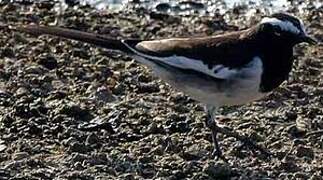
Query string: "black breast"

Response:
xmin=259 ymin=45 xmax=294 ymax=92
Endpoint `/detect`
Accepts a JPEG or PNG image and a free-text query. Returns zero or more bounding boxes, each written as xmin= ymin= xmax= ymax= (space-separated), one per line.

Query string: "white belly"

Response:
xmin=133 ymin=55 xmax=266 ymax=107
xmin=180 ymin=77 xmax=267 ymax=107
xmin=179 ymin=57 xmax=266 ymax=106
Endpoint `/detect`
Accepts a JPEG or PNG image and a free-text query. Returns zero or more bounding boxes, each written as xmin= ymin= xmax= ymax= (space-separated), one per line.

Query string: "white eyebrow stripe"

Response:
xmin=260 ymin=17 xmax=301 ymax=34
xmin=299 ymin=19 xmax=307 ymax=35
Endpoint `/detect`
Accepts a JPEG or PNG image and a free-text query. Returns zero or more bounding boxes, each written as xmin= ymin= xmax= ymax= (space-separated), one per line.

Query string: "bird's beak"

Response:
xmin=299 ymin=34 xmax=317 ymax=45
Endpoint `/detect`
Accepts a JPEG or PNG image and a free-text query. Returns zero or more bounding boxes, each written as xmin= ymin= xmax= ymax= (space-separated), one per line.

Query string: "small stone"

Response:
xmin=112 ymin=83 xmax=126 ymax=95
xmin=181 ymin=151 xmax=200 ymax=161
xmin=166 ymin=121 xmax=190 ymax=133
xmin=0 ymin=169 xmax=11 ymax=179
xmin=155 ymin=3 xmax=171 ymax=12
xmin=85 ymin=133 xmax=100 ymax=145
xmin=310 ymin=174 xmax=322 ymax=180
xmin=73 ymin=162 xmax=84 ymax=170
xmin=284 ymin=111 xmax=298 ymax=121
xmin=148 ymin=146 xmax=164 ymax=156
xmin=145 ymin=122 xmax=165 ymax=134
xmin=72 ymin=48 xmax=90 ymax=59
xmin=149 ymin=12 xmax=180 ymax=24
xmin=37 ymin=55 xmax=58 ymax=70
xmin=59 ymin=103 xmax=93 ymax=121
xmin=0 ymin=90 xmax=11 ymax=98
xmin=27 ymin=122 xmax=43 ymax=135
xmin=295 ymin=116 xmax=311 ymax=132
xmin=64 ymin=0 xmax=79 ymax=6
xmin=1 ymin=114 xmax=14 ymax=127
xmin=137 ymin=74 xmax=152 ymax=83
xmin=279 ymin=159 xmax=299 ymax=172
xmin=0 ymin=144 xmax=7 ymax=152
xmin=68 ymin=142 xmax=89 ymax=154
xmin=203 ymin=162 xmax=232 ymax=179
xmin=70 ymin=153 xmax=88 ymax=163
xmin=287 ymin=125 xmax=306 ymax=137
xmin=78 ymin=116 xmax=114 ymax=133
xmin=12 ymin=152 xmax=29 ymax=161
xmin=35 ymin=1 xmax=55 ymax=9
xmin=1 ymin=47 xmax=14 ymax=58
xmin=24 ymin=65 xmax=46 ymax=74
xmin=93 ymin=86 xmax=116 ymax=102
xmin=62 ymin=137 xmax=77 ymax=146
xmin=295 ymin=146 xmax=314 ymax=159
xmin=15 ymin=87 xmax=29 ymax=96
xmin=136 ymin=82 xmax=160 ymax=93
xmin=119 ymin=173 xmax=135 ymax=180
xmin=294 ymin=172 xmax=309 ymax=179
xmin=87 ymin=153 xmax=109 ymax=166
xmin=48 ymin=90 xmax=67 ymax=100
xmin=66 ymin=171 xmax=93 ymax=179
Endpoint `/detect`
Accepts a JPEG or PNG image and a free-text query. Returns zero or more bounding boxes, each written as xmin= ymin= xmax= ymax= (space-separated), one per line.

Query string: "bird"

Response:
xmin=15 ymin=13 xmax=317 ymax=159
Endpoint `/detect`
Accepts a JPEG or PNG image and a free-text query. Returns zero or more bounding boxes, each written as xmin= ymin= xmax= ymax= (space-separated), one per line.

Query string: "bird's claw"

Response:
xmin=237 ymin=138 xmax=272 ymax=158
xmin=211 ymin=149 xmax=228 ymax=162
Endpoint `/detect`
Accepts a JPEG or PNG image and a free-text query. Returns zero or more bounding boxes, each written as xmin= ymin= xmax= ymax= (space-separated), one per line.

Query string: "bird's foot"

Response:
xmin=207 ymin=118 xmax=228 ymax=162
xmin=236 ymin=137 xmax=272 ymax=158
xmin=205 ymin=106 xmax=271 ymax=160
xmin=212 ymin=125 xmax=272 ymax=158
xmin=211 ymin=148 xmax=228 ymax=162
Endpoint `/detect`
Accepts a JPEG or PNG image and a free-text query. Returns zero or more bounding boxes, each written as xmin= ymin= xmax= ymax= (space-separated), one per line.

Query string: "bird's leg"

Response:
xmin=205 ymin=106 xmax=226 ymax=160
xmin=205 ymin=106 xmax=272 ymax=159
xmin=212 ymin=124 xmax=272 ymax=157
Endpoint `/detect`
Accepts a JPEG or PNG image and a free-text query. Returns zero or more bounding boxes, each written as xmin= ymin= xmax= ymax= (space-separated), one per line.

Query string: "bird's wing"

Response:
xmin=123 ymin=32 xmax=255 ymax=79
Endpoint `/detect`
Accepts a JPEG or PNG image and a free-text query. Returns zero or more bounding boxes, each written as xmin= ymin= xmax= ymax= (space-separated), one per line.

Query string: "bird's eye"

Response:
xmin=273 ymin=26 xmax=281 ymax=36
xmin=273 ymin=26 xmax=281 ymax=32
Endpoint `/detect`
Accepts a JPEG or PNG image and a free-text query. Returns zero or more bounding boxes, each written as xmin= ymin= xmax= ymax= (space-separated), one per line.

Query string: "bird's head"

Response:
xmin=257 ymin=13 xmax=317 ymax=45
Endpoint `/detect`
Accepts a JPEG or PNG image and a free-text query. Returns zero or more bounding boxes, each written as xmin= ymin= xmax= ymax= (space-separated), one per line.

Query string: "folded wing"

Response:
xmin=123 ymin=32 xmax=254 ymax=80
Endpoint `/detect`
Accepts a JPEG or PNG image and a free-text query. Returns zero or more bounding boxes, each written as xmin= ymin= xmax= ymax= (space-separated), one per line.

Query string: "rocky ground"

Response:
xmin=0 ymin=0 xmax=323 ymax=179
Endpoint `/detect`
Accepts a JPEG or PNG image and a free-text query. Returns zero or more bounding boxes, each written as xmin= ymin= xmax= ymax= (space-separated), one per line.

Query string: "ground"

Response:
xmin=0 ymin=1 xmax=322 ymax=179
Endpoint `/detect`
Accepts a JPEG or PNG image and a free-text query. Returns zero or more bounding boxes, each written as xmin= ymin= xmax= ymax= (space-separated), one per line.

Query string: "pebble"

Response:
xmin=85 ymin=133 xmax=100 ymax=145
xmin=278 ymin=160 xmax=299 ymax=172
xmin=70 ymin=153 xmax=88 ymax=163
xmin=155 ymin=3 xmax=171 ymax=12
xmin=12 ymin=152 xmax=29 ymax=161
xmin=93 ymin=86 xmax=116 ymax=102
xmin=68 ymin=142 xmax=89 ymax=154
xmin=78 ymin=116 xmax=115 ymax=133
xmin=58 ymin=103 xmax=93 ymax=121
xmin=87 ymin=153 xmax=110 ymax=166
xmin=37 ymin=54 xmax=58 ymax=70
xmin=295 ymin=146 xmax=315 ymax=159
xmin=203 ymin=162 xmax=232 ymax=179
xmin=0 ymin=144 xmax=7 ymax=152
xmin=144 ymin=122 xmax=165 ymax=134
xmin=0 ymin=169 xmax=11 ymax=179
xmin=136 ymin=82 xmax=160 ymax=93
xmin=295 ymin=116 xmax=311 ymax=132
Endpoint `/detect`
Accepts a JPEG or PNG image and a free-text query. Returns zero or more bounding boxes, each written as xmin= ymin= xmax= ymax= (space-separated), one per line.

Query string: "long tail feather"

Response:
xmin=15 ymin=25 xmax=135 ymax=53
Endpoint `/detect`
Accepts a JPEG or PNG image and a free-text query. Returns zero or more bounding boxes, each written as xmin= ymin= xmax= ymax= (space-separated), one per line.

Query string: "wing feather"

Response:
xmin=123 ymin=40 xmax=239 ymax=79
xmin=122 ymin=30 xmax=256 ymax=79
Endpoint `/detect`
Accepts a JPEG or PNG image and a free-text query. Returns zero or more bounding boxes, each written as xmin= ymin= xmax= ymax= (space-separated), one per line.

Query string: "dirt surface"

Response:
xmin=0 ymin=1 xmax=323 ymax=179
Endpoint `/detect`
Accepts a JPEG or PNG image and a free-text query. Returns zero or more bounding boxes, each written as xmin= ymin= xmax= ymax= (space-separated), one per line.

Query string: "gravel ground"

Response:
xmin=0 ymin=1 xmax=323 ymax=179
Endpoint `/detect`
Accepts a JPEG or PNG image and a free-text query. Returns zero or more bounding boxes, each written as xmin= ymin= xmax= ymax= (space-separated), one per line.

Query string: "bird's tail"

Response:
xmin=15 ymin=25 xmax=137 ymax=54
